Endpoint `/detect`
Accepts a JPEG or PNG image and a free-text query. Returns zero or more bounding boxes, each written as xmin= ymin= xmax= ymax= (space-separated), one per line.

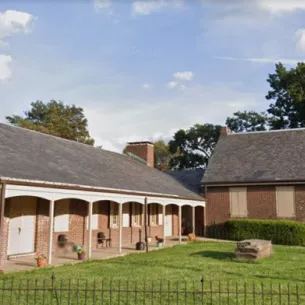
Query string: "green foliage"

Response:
xmin=226 ymin=111 xmax=268 ymax=132
xmin=153 ymin=140 xmax=172 ymax=171
xmin=266 ymin=62 xmax=305 ymax=129
xmin=6 ymin=100 xmax=95 ymax=145
xmin=168 ymin=123 xmax=221 ymax=170
xmin=225 ymin=219 xmax=305 ymax=246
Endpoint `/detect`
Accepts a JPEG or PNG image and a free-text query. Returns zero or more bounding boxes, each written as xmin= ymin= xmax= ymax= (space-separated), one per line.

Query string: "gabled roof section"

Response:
xmin=203 ymin=128 xmax=305 ymax=184
xmin=166 ymin=168 xmax=205 ymax=195
xmin=0 ymin=123 xmax=203 ymax=200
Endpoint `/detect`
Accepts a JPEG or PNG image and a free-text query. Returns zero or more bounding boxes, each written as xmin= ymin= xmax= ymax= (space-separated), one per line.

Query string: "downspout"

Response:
xmin=0 ymin=183 xmax=6 ymax=270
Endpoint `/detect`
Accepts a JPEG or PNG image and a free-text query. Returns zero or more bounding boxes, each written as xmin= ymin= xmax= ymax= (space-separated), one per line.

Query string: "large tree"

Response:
xmin=168 ymin=123 xmax=221 ymax=170
xmin=6 ymin=100 xmax=95 ymax=145
xmin=153 ymin=140 xmax=172 ymax=171
xmin=226 ymin=111 xmax=268 ymax=132
xmin=266 ymin=62 xmax=305 ymax=129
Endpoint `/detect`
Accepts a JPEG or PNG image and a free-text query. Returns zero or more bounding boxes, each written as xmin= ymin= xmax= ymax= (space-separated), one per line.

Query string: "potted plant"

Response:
xmin=77 ymin=246 xmax=86 ymax=260
xmin=35 ymin=252 xmax=47 ymax=267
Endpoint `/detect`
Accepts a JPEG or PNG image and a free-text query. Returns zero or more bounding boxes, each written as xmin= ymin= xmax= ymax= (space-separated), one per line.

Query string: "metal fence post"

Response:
xmin=201 ymin=276 xmax=204 ymax=305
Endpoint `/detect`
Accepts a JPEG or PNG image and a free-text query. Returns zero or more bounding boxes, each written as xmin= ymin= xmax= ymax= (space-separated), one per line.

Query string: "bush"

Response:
xmin=224 ymin=219 xmax=305 ymax=246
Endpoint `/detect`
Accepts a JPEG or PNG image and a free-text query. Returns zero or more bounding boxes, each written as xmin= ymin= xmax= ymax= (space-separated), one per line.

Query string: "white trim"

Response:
xmin=4 ymin=184 xmax=205 ymax=207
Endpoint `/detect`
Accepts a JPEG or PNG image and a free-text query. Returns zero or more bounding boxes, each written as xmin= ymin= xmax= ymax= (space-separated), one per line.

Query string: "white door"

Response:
xmin=8 ymin=197 xmax=36 ymax=256
xmin=165 ymin=205 xmax=172 ymax=237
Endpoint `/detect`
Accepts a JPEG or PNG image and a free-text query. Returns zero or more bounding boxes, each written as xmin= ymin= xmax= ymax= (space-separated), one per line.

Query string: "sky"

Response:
xmin=0 ymin=0 xmax=305 ymax=152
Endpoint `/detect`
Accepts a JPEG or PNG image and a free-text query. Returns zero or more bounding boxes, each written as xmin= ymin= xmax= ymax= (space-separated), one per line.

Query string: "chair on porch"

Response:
xmin=96 ymin=232 xmax=112 ymax=248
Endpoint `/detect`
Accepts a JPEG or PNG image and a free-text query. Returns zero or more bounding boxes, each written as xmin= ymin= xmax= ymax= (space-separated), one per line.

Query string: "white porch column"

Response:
xmin=88 ymin=201 xmax=93 ymax=259
xmin=192 ymin=206 xmax=195 ymax=234
xmin=118 ymin=203 xmax=122 ymax=254
xmin=48 ymin=200 xmax=55 ymax=265
xmin=178 ymin=205 xmax=182 ymax=244
xmin=163 ymin=205 xmax=166 ymax=245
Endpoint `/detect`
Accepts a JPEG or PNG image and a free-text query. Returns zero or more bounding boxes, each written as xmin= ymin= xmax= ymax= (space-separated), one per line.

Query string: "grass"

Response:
xmin=3 ymin=241 xmax=305 ymax=284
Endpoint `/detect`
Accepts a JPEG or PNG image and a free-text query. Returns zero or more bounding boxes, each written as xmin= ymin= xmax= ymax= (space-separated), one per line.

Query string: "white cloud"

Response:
xmin=167 ymin=81 xmax=178 ymax=89
xmin=257 ymin=0 xmax=305 ymax=14
xmin=173 ymin=71 xmax=193 ymax=81
xmin=132 ymin=0 xmax=183 ymax=15
xmin=296 ymin=29 xmax=305 ymax=53
xmin=133 ymin=1 xmax=166 ymax=15
xmin=0 ymin=10 xmax=35 ymax=45
xmin=94 ymin=0 xmax=111 ymax=10
xmin=142 ymin=83 xmax=153 ymax=89
xmin=214 ymin=56 xmax=303 ymax=65
xmin=0 ymin=54 xmax=12 ymax=82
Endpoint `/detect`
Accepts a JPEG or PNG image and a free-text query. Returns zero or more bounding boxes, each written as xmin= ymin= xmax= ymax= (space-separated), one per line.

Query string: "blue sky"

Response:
xmin=1 ymin=0 xmax=305 ymax=152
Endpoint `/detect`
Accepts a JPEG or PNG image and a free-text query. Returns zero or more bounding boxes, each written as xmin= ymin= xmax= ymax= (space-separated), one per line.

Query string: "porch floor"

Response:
xmin=1 ymin=237 xmax=189 ymax=274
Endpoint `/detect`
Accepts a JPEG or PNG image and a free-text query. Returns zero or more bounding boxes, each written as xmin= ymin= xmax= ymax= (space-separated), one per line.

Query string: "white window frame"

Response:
xmin=150 ymin=203 xmax=158 ymax=226
xmin=54 ymin=200 xmax=70 ymax=232
xmin=110 ymin=201 xmax=119 ymax=228
xmin=229 ymin=187 xmax=247 ymax=218
xmin=276 ymin=186 xmax=295 ymax=218
xmin=132 ymin=202 xmax=142 ymax=227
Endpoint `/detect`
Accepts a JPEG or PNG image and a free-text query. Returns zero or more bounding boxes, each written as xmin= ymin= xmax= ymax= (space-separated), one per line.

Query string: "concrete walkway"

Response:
xmin=1 ymin=238 xmax=189 ymax=273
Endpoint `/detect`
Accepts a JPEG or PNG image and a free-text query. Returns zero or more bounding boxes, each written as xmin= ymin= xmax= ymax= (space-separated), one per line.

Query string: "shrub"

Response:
xmin=224 ymin=219 xmax=305 ymax=246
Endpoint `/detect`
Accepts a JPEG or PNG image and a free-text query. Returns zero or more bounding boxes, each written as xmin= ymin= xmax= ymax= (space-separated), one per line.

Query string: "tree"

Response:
xmin=226 ymin=111 xmax=268 ymax=132
xmin=266 ymin=62 xmax=305 ymax=129
xmin=153 ymin=140 xmax=172 ymax=171
xmin=6 ymin=100 xmax=95 ymax=145
xmin=168 ymin=124 xmax=221 ymax=170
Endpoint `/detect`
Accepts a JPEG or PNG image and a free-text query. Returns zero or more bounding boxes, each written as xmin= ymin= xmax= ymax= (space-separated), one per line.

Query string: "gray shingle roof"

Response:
xmin=0 ymin=123 xmax=202 ymax=200
xmin=166 ymin=168 xmax=205 ymax=195
xmin=203 ymin=128 xmax=305 ymax=184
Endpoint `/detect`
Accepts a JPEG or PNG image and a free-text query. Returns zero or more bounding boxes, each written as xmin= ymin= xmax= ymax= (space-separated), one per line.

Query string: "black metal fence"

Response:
xmin=0 ymin=275 xmax=304 ymax=305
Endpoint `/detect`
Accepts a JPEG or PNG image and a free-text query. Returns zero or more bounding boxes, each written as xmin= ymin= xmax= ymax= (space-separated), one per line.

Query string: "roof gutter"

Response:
xmin=0 ymin=177 xmax=205 ymax=202
xmin=204 ymin=180 xmax=305 ymax=187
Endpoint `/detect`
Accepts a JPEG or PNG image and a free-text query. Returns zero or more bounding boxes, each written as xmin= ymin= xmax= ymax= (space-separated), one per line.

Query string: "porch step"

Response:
xmin=8 ymin=252 xmax=36 ymax=260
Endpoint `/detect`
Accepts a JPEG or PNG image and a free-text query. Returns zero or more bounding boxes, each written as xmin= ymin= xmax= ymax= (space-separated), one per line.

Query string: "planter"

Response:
xmin=77 ymin=253 xmax=86 ymax=260
xmin=36 ymin=259 xmax=47 ymax=268
xmin=157 ymin=241 xmax=163 ymax=248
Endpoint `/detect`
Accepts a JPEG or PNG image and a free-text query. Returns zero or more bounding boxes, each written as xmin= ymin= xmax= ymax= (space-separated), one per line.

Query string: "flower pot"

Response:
xmin=157 ymin=242 xmax=163 ymax=248
xmin=36 ymin=259 xmax=47 ymax=267
xmin=77 ymin=253 xmax=86 ymax=260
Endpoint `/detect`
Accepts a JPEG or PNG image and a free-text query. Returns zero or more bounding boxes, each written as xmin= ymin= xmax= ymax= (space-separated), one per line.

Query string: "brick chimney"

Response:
xmin=220 ymin=126 xmax=231 ymax=135
xmin=125 ymin=141 xmax=154 ymax=167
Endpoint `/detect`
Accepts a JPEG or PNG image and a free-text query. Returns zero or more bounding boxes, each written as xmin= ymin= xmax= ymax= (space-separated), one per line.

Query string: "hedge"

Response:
xmin=224 ymin=219 xmax=305 ymax=246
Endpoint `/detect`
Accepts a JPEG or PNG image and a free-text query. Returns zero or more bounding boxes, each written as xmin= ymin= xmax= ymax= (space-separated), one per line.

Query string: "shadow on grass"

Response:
xmin=190 ymin=251 xmax=235 ymax=260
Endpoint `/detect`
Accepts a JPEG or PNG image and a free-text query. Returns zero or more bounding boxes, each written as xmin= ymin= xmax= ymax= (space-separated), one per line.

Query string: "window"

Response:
xmin=110 ymin=201 xmax=119 ymax=228
xmin=87 ymin=203 xmax=99 ymax=230
xmin=122 ymin=203 xmax=130 ymax=227
xmin=54 ymin=199 xmax=70 ymax=232
xmin=132 ymin=202 xmax=142 ymax=226
xmin=229 ymin=187 xmax=247 ymax=217
xmin=276 ymin=186 xmax=295 ymax=217
xmin=150 ymin=203 xmax=162 ymax=225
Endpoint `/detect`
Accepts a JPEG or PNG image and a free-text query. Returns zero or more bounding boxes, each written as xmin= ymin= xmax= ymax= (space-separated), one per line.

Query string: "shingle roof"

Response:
xmin=166 ymin=168 xmax=205 ymax=195
xmin=203 ymin=128 xmax=305 ymax=184
xmin=0 ymin=123 xmax=203 ymax=200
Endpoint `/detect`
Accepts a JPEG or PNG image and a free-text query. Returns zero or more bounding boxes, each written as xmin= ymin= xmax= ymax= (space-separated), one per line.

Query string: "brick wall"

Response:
xmin=35 ymin=199 xmax=50 ymax=255
xmin=125 ymin=143 xmax=154 ymax=167
xmin=206 ymin=187 xmax=230 ymax=226
xmin=206 ymin=185 xmax=305 ymax=227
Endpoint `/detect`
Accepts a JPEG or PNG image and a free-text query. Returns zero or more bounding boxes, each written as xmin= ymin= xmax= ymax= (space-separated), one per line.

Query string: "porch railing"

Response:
xmin=0 ymin=274 xmax=304 ymax=305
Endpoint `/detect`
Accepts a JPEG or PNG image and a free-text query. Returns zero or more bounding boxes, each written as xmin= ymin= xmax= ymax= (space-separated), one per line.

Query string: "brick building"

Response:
xmin=0 ymin=124 xmax=205 ymax=266
xmin=203 ymin=127 xmax=305 ymax=228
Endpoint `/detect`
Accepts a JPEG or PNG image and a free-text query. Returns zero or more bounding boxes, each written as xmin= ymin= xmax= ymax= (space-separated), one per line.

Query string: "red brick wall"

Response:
xmin=206 ymin=187 xmax=230 ymax=226
xmin=35 ymin=199 xmax=50 ymax=255
xmin=295 ymin=186 xmax=305 ymax=222
xmin=247 ymin=186 xmax=277 ymax=219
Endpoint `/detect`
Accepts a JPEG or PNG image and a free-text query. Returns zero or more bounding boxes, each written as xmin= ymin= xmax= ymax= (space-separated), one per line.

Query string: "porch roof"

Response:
xmin=0 ymin=124 xmax=203 ymax=201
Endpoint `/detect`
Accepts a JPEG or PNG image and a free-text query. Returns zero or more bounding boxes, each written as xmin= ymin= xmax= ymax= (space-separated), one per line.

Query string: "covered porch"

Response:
xmin=0 ymin=183 xmax=205 ymax=269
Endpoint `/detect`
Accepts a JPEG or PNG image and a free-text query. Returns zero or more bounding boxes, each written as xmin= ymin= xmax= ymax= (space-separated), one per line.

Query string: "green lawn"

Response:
xmin=4 ymin=241 xmax=305 ymax=284
xmin=1 ymin=242 xmax=305 ymax=304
